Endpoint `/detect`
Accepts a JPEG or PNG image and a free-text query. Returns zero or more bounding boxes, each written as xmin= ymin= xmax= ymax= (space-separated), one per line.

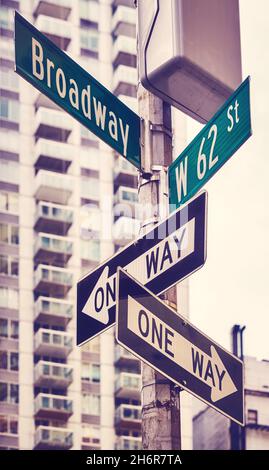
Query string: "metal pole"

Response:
xmin=137 ymin=84 xmax=181 ymax=450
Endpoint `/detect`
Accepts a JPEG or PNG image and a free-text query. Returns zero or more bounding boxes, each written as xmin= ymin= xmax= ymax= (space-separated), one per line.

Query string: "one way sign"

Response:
xmin=116 ymin=269 xmax=244 ymax=425
xmin=77 ymin=191 xmax=207 ymax=345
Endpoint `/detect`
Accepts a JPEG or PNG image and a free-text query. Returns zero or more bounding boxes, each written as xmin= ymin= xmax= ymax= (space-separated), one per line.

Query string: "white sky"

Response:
xmin=186 ymin=0 xmax=269 ymax=360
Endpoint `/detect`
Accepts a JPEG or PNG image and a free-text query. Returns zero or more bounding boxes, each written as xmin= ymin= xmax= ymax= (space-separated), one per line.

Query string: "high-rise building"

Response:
xmin=0 ymin=0 xmax=192 ymax=450
xmin=193 ymin=356 xmax=269 ymax=450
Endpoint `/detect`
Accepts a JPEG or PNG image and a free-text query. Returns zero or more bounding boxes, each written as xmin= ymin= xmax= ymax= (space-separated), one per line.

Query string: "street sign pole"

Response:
xmin=137 ymin=84 xmax=181 ymax=450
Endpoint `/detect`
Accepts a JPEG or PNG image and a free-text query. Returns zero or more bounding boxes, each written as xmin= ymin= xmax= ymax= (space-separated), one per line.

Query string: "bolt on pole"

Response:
xmin=137 ymin=83 xmax=181 ymax=450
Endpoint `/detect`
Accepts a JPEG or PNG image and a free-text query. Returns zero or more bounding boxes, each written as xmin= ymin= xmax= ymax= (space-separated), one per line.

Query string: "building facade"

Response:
xmin=193 ymin=356 xmax=269 ymax=450
xmin=0 ymin=0 xmax=192 ymax=450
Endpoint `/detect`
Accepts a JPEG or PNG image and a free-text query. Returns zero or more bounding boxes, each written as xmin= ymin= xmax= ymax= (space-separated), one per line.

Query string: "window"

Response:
xmin=92 ymin=364 xmax=100 ymax=383
xmin=80 ymin=0 xmax=99 ymax=22
xmin=248 ymin=409 xmax=258 ymax=424
xmin=122 ymin=190 xmax=138 ymax=203
xmin=0 ymin=223 xmax=19 ymax=245
xmin=81 ymin=363 xmax=100 ymax=383
xmin=81 ymin=177 xmax=99 ymax=200
xmin=0 ymin=352 xmax=18 ymax=371
xmin=11 ymin=321 xmax=19 ymax=339
xmin=82 ymin=394 xmax=100 ymax=415
xmin=0 ymin=352 xmax=7 ymax=369
xmin=0 ymin=287 xmax=19 ymax=309
xmin=10 ymin=384 xmax=19 ymax=404
xmin=0 ymin=192 xmax=19 ymax=214
xmin=0 ymin=160 xmax=19 ymax=185
xmin=81 ymin=363 xmax=90 ymax=382
xmin=0 ymin=67 xmax=19 ymax=92
xmin=0 ymin=383 xmax=7 ymax=402
xmin=0 ymin=255 xmax=19 ymax=277
xmin=81 ymin=239 xmax=100 ymax=262
xmin=80 ymin=29 xmax=99 ymax=53
xmin=0 ymin=319 xmax=19 ymax=339
xmin=82 ymin=424 xmax=100 ymax=445
xmin=82 ymin=336 xmax=100 ymax=353
xmin=0 ymin=6 xmax=13 ymax=30
xmin=10 ymin=352 xmax=19 ymax=371
xmin=0 ymin=98 xmax=19 ymax=123
xmin=0 ymin=319 xmax=8 ymax=338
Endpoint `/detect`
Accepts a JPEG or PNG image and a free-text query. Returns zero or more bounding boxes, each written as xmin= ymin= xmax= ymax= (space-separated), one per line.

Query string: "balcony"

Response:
xmin=34 ymin=170 xmax=73 ymax=205
xmin=34 ymin=233 xmax=73 ymax=267
xmin=34 ymin=328 xmax=73 ymax=358
xmin=112 ymin=5 xmax=136 ymax=37
xmin=113 ymin=217 xmax=140 ymax=247
xmin=34 ymin=107 xmax=73 ymax=142
xmin=35 ymin=15 xmax=71 ymax=50
xmin=112 ymin=65 xmax=137 ymax=97
xmin=34 ymin=264 xmax=73 ymax=297
xmin=112 ymin=36 xmax=136 ymax=69
xmin=34 ymin=393 xmax=73 ymax=420
xmin=114 ymin=157 xmax=138 ymax=189
xmin=34 ymin=139 xmax=73 ymax=173
xmin=34 ymin=296 xmax=73 ymax=328
xmin=114 ymin=186 xmax=138 ymax=218
xmin=115 ymin=372 xmax=141 ymax=400
xmin=115 ymin=345 xmax=140 ymax=369
xmin=80 ymin=0 xmax=99 ymax=24
xmin=34 ymin=361 xmax=73 ymax=388
xmin=112 ymin=0 xmax=135 ymax=9
xmin=34 ymin=425 xmax=73 ymax=450
xmin=115 ymin=404 xmax=141 ymax=430
xmin=33 ymin=0 xmax=72 ymax=21
xmin=34 ymin=201 xmax=73 ymax=236
xmin=115 ymin=436 xmax=141 ymax=451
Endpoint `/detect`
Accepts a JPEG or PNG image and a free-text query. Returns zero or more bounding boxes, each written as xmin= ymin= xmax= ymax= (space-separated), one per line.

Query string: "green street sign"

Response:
xmin=14 ymin=12 xmax=141 ymax=169
xmin=169 ymin=77 xmax=252 ymax=209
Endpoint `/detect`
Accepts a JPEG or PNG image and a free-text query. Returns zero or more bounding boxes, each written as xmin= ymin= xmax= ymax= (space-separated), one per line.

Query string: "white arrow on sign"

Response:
xmin=127 ymin=296 xmax=237 ymax=402
xmin=82 ymin=219 xmax=194 ymax=324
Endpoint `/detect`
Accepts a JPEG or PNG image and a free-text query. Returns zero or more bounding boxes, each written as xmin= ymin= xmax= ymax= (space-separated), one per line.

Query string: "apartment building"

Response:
xmin=193 ymin=356 xmax=269 ymax=450
xmin=0 ymin=0 xmax=192 ymax=450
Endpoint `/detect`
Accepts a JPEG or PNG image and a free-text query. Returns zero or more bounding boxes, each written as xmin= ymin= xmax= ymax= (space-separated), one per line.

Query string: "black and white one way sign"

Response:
xmin=77 ymin=191 xmax=207 ymax=345
xmin=116 ymin=269 xmax=244 ymax=425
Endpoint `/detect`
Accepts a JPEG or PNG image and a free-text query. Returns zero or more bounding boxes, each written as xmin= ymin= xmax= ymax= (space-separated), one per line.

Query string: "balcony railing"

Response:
xmin=34 ymin=328 xmax=73 ymax=358
xmin=115 ymin=404 xmax=141 ymax=429
xmin=112 ymin=35 xmax=136 ymax=69
xmin=34 ymin=170 xmax=73 ymax=205
xmin=34 ymin=139 xmax=73 ymax=173
xmin=34 ymin=107 xmax=73 ymax=142
xmin=34 ymin=233 xmax=73 ymax=267
xmin=80 ymin=0 xmax=99 ymax=23
xmin=34 ymin=296 xmax=73 ymax=327
xmin=115 ymin=436 xmax=141 ymax=451
xmin=111 ymin=5 xmax=136 ymax=35
xmin=34 ymin=201 xmax=73 ymax=236
xmin=35 ymin=15 xmax=71 ymax=50
xmin=115 ymin=372 xmax=141 ymax=399
xmin=35 ymin=393 xmax=73 ymax=419
xmin=112 ymin=65 xmax=137 ymax=97
xmin=113 ymin=217 xmax=140 ymax=247
xmin=114 ymin=156 xmax=137 ymax=190
xmin=34 ymin=425 xmax=73 ymax=450
xmin=115 ymin=344 xmax=140 ymax=368
xmin=34 ymin=360 xmax=73 ymax=388
xmin=34 ymin=264 xmax=73 ymax=297
xmin=33 ymin=0 xmax=72 ymax=21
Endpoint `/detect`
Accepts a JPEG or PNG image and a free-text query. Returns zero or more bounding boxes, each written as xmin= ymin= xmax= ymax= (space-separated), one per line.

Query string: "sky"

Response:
xmin=185 ymin=0 xmax=269 ymax=360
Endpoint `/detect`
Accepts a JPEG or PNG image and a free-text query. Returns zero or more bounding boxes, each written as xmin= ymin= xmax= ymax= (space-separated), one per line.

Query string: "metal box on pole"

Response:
xmin=137 ymin=0 xmax=242 ymax=123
